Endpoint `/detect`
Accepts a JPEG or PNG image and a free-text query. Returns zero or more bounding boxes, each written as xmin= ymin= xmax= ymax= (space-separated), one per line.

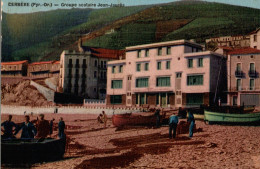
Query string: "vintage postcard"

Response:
xmin=1 ymin=0 xmax=260 ymax=168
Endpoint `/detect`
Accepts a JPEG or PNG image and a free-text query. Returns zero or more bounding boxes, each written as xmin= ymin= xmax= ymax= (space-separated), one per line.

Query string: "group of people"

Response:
xmin=169 ymin=111 xmax=195 ymax=139
xmin=1 ymin=114 xmax=66 ymax=139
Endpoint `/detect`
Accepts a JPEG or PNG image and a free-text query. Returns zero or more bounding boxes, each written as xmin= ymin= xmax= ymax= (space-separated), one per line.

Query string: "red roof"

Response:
xmin=248 ymin=28 xmax=260 ymax=35
xmin=218 ymin=46 xmax=233 ymax=50
xmin=53 ymin=61 xmax=60 ymax=64
xmin=30 ymin=61 xmax=54 ymax=65
xmin=1 ymin=60 xmax=28 ymax=65
xmin=90 ymin=48 xmax=125 ymax=59
xmin=228 ymin=48 xmax=260 ymax=55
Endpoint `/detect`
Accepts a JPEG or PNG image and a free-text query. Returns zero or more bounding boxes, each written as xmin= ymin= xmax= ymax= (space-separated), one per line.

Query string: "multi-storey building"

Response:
xmin=27 ymin=61 xmax=60 ymax=78
xmin=250 ymin=28 xmax=260 ymax=49
xmin=206 ymin=35 xmax=250 ymax=48
xmin=106 ymin=40 xmax=226 ymax=108
xmin=58 ymin=45 xmax=125 ymax=99
xmin=227 ymin=48 xmax=260 ymax=107
xmin=1 ymin=60 xmax=28 ymax=77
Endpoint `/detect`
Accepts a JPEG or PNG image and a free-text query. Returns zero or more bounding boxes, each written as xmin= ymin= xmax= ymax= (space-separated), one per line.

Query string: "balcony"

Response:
xmin=82 ymin=64 xmax=87 ymax=68
xmin=248 ymin=70 xmax=257 ymax=78
xmin=75 ymin=64 xmax=80 ymax=68
xmin=75 ymin=74 xmax=79 ymax=79
xmin=229 ymin=86 xmax=260 ymax=92
xmin=81 ymin=74 xmax=86 ymax=78
xmin=235 ymin=70 xmax=243 ymax=77
xmin=68 ymin=64 xmax=73 ymax=68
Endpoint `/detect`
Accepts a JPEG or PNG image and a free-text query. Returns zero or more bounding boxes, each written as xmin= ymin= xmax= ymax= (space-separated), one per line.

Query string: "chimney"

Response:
xmin=78 ymin=38 xmax=83 ymax=52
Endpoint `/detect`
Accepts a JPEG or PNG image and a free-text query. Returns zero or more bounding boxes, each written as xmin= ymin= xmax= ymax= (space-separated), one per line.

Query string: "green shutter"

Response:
xmin=112 ymin=80 xmax=122 ymax=89
xmin=136 ymin=78 xmax=149 ymax=87
xmin=157 ymin=77 xmax=170 ymax=87
xmin=187 ymin=75 xmax=203 ymax=85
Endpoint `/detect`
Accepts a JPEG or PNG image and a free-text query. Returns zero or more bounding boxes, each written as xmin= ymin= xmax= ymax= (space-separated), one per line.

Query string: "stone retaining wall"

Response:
xmin=1 ymin=105 xmax=141 ymax=115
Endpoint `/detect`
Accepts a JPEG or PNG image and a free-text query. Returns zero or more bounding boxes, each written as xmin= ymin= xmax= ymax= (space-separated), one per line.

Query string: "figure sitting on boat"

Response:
xmin=14 ymin=115 xmax=37 ymax=139
xmin=2 ymin=114 xmax=66 ymax=140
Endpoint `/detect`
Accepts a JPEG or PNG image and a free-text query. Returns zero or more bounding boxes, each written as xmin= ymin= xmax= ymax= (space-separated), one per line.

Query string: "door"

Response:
xmin=161 ymin=93 xmax=167 ymax=107
xmin=233 ymin=96 xmax=237 ymax=106
xmin=240 ymin=94 xmax=260 ymax=106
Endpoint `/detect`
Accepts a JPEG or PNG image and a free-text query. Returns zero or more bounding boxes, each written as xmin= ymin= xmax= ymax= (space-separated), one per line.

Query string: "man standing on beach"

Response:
xmin=36 ymin=114 xmax=50 ymax=138
xmin=187 ymin=111 xmax=195 ymax=138
xmin=1 ymin=115 xmax=17 ymax=139
xmin=169 ymin=113 xmax=179 ymax=139
xmin=58 ymin=117 xmax=66 ymax=139
xmin=49 ymin=118 xmax=55 ymax=137
xmin=154 ymin=108 xmax=161 ymax=128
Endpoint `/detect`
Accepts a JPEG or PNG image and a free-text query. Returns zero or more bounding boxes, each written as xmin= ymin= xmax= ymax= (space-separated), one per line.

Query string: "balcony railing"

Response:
xmin=75 ymin=64 xmax=80 ymax=68
xmin=229 ymin=86 xmax=260 ymax=92
xmin=248 ymin=70 xmax=257 ymax=78
xmin=235 ymin=70 xmax=243 ymax=77
xmin=68 ymin=64 xmax=73 ymax=68
xmin=81 ymin=74 xmax=86 ymax=78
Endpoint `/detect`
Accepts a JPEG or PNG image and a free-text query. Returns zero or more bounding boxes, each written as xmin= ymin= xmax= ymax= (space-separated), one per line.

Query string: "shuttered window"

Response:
xmin=111 ymin=80 xmax=122 ymax=89
xmin=187 ymin=75 xmax=203 ymax=85
xmin=156 ymin=77 xmax=171 ymax=87
xmin=136 ymin=78 xmax=149 ymax=88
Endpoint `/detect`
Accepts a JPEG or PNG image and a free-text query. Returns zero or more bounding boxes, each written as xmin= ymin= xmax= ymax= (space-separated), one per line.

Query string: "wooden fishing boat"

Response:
xmin=190 ymin=114 xmax=204 ymax=120
xmin=112 ymin=112 xmax=160 ymax=127
xmin=204 ymin=110 xmax=260 ymax=124
xmin=1 ymin=137 xmax=66 ymax=163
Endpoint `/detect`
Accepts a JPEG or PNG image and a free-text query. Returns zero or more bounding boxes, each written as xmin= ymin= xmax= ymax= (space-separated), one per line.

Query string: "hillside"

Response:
xmin=2 ymin=6 xmax=149 ymax=62
xmin=2 ymin=1 xmax=260 ymax=62
xmin=84 ymin=1 xmax=260 ymax=49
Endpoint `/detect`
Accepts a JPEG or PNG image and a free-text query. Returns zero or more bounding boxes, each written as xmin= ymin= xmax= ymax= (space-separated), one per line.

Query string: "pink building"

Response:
xmin=227 ymin=48 xmax=260 ymax=107
xmin=106 ymin=40 xmax=226 ymax=108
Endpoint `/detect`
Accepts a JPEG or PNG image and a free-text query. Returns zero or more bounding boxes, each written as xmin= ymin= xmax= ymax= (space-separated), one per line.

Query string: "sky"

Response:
xmin=2 ymin=0 xmax=260 ymax=13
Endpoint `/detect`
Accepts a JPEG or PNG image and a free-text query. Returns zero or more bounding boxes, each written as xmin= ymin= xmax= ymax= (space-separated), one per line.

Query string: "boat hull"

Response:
xmin=1 ymin=138 xmax=66 ymax=163
xmin=204 ymin=110 xmax=260 ymax=124
xmin=112 ymin=113 xmax=157 ymax=127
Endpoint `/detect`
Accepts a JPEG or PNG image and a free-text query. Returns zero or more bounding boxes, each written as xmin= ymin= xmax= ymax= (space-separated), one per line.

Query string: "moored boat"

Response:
xmin=112 ymin=112 xmax=161 ymax=127
xmin=1 ymin=137 xmax=66 ymax=163
xmin=204 ymin=110 xmax=260 ymax=124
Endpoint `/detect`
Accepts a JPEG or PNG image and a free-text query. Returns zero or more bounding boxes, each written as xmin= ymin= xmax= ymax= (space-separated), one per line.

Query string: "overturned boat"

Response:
xmin=1 ymin=137 xmax=66 ymax=163
xmin=112 ymin=112 xmax=162 ymax=127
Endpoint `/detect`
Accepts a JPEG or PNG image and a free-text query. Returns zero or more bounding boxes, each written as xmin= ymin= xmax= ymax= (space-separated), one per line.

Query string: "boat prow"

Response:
xmin=204 ymin=110 xmax=260 ymax=125
xmin=1 ymin=137 xmax=66 ymax=164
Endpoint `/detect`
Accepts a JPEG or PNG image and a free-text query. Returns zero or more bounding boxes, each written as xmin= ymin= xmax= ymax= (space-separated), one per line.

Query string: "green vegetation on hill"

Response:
xmin=85 ymin=1 xmax=260 ymax=49
xmin=2 ymin=1 xmax=260 ymax=61
xmin=84 ymin=23 xmax=156 ymax=49
xmin=2 ymin=6 xmax=150 ymax=61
